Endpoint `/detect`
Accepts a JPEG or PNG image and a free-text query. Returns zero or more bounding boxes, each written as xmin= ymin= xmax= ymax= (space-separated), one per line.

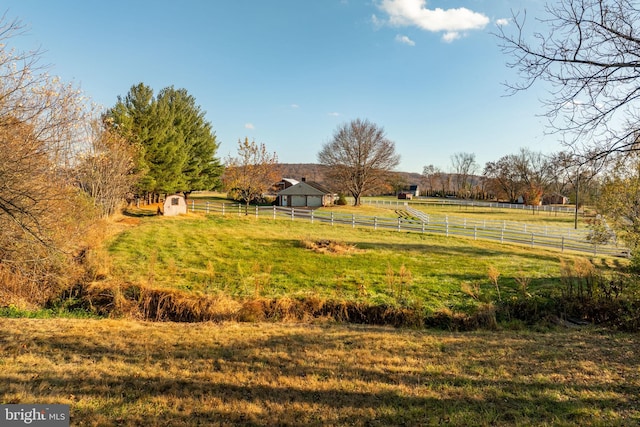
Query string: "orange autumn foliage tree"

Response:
xmin=0 ymin=16 xmax=96 ymax=305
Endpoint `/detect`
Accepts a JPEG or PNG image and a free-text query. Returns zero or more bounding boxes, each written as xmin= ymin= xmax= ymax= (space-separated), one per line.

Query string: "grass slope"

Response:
xmin=1 ymin=318 xmax=638 ymax=426
xmin=105 ymin=214 xmax=591 ymax=311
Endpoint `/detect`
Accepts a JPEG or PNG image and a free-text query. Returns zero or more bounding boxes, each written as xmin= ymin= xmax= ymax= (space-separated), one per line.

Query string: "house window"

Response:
xmin=171 ymin=197 xmax=180 ymax=206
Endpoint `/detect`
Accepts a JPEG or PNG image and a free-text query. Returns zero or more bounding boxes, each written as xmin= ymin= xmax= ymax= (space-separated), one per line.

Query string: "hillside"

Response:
xmin=277 ymin=163 xmax=423 ymax=192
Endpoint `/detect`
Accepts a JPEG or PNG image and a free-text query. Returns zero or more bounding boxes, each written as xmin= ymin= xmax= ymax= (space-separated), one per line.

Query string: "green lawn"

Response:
xmin=361 ymin=197 xmax=585 ymax=227
xmin=105 ymin=213 xmax=603 ymax=312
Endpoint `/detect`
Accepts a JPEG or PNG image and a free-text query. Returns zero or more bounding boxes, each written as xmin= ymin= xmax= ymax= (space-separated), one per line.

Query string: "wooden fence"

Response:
xmin=187 ymin=201 xmax=629 ymax=257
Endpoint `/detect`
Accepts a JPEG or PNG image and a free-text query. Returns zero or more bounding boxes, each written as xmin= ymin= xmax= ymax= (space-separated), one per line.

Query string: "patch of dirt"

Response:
xmin=301 ymin=239 xmax=362 ymax=255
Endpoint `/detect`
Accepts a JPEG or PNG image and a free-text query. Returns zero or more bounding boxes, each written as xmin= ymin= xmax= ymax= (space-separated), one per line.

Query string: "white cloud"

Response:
xmin=495 ymin=18 xmax=509 ymax=27
xmin=395 ymin=34 xmax=416 ymax=46
xmin=328 ymin=112 xmax=340 ymax=117
xmin=371 ymin=14 xmax=383 ymax=29
xmin=442 ymin=31 xmax=461 ymax=43
xmin=563 ymin=99 xmax=585 ymax=108
xmin=291 ymin=104 xmax=300 ymax=109
xmin=377 ymin=0 xmax=489 ymax=37
xmin=244 ymin=123 xmax=255 ymax=130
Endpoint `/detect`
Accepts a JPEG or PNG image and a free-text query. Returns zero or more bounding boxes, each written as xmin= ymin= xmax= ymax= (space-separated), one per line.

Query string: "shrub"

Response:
xmin=335 ymin=194 xmax=348 ymax=205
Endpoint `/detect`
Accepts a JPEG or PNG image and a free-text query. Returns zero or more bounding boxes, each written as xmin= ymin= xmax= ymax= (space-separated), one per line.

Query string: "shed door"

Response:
xmin=307 ymin=196 xmax=323 ymax=207
xmin=291 ymin=195 xmax=306 ymax=206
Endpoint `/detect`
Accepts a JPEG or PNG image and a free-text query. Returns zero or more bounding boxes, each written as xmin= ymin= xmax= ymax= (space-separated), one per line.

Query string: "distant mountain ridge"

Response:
xmin=277 ymin=163 xmax=423 ymax=192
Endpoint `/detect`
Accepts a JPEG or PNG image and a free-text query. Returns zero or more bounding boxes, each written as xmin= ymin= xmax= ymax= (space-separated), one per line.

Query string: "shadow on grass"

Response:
xmin=123 ymin=208 xmax=159 ymax=218
xmin=2 ymin=322 xmax=640 ymax=426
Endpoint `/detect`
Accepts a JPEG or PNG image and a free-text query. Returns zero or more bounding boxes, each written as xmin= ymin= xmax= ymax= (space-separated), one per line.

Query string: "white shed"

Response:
xmin=163 ymin=194 xmax=188 ymax=216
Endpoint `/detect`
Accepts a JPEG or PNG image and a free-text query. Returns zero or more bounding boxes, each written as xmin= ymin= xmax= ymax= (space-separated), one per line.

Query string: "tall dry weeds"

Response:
xmin=488 ymin=266 xmax=501 ymax=301
xmin=514 ymin=272 xmax=532 ymax=298
xmin=461 ymin=282 xmax=480 ymax=300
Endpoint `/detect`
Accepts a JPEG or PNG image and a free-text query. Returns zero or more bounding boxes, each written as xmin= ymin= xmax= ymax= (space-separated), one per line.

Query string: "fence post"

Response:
xmin=397 ymin=217 xmax=401 ymax=231
xmin=331 ymin=212 xmax=334 ymax=226
xmin=290 ymin=208 xmax=294 ymax=221
xmin=311 ymin=210 xmax=314 ymax=224
xmin=352 ymin=214 xmax=356 ymax=228
xmin=474 ymin=225 xmax=477 ymax=240
xmin=222 ymin=203 xmax=225 ymax=216
xmin=374 ymin=217 xmax=378 ymax=230
xmin=561 ymin=236 xmax=565 ymax=252
xmin=191 ymin=200 xmax=195 ymax=212
xmin=531 ymin=232 xmax=534 ymax=248
xmin=206 ymin=201 xmax=209 ymax=214
xmin=501 ymin=229 xmax=504 ymax=244
xmin=238 ymin=204 xmax=241 ymax=216
xmin=255 ymin=205 xmax=258 ymax=218
xmin=421 ymin=220 xmax=425 ymax=233
xmin=273 ymin=205 xmax=276 ymax=220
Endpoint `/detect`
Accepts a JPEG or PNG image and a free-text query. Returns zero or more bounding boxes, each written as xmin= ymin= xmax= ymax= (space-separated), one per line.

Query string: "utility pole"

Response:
xmin=574 ymin=170 xmax=579 ymax=230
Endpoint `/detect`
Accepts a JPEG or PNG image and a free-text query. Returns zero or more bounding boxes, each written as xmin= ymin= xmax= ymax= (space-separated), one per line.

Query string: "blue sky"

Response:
xmin=2 ymin=0 xmax=555 ymax=174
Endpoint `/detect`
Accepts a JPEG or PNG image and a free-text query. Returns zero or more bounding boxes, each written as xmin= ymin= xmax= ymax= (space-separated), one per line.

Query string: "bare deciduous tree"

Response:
xmin=0 ymin=16 xmax=95 ymax=303
xmin=318 ymin=119 xmax=400 ymax=206
xmin=484 ymin=148 xmax=556 ymax=206
xmin=496 ymin=0 xmax=640 ymax=162
xmin=422 ymin=164 xmax=443 ymax=196
xmin=450 ymin=152 xmax=478 ymax=198
xmin=484 ymin=154 xmax=523 ymax=203
xmin=223 ymin=137 xmax=280 ymax=210
xmin=75 ymin=119 xmax=139 ymax=217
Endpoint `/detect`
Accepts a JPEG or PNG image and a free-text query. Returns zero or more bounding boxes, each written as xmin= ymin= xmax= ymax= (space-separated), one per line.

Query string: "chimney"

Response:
xmin=301 ymin=177 xmax=306 ymax=182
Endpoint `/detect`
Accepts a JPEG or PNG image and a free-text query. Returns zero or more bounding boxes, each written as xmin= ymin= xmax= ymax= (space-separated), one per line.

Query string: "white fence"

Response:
xmin=362 ymin=198 xmax=578 ymax=214
xmin=403 ymin=207 xmax=589 ymax=240
xmin=186 ymin=201 xmax=629 ymax=257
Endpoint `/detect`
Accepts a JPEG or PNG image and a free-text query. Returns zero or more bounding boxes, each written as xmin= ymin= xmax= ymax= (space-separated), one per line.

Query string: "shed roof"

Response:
xmin=277 ymin=181 xmax=333 ymax=196
xmin=281 ymin=178 xmax=299 ymax=186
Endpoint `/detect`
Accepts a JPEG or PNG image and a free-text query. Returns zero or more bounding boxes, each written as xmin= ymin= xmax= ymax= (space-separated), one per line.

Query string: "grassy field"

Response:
xmin=103 ymin=212 xmax=600 ymax=312
xmin=363 ymin=200 xmax=587 ymax=227
xmin=2 ymin=201 xmax=637 ymax=426
xmin=2 ymin=318 xmax=639 ymax=426
xmin=192 ymin=193 xmax=587 ymax=227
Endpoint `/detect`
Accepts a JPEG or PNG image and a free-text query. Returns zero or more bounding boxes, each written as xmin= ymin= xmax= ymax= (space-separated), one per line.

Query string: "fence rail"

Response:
xmin=187 ymin=201 xmax=629 ymax=257
xmin=362 ymin=198 xmax=577 ymax=214
xmin=403 ymin=206 xmax=589 ymax=240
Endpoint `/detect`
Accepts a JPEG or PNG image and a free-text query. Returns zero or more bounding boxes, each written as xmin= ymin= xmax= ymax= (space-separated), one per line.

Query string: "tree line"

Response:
xmin=420 ymin=149 xmax=593 ymax=207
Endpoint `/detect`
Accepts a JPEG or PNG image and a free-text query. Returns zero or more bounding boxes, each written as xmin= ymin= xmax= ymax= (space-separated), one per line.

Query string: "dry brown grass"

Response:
xmin=0 ymin=266 xmax=43 ymax=310
xmin=1 ymin=318 xmax=639 ymax=426
xmin=299 ymin=238 xmax=362 ymax=255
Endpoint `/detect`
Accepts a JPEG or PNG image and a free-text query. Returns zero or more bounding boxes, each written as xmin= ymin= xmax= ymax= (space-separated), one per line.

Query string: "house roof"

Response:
xmin=277 ymin=181 xmax=333 ymax=196
xmin=281 ymin=178 xmax=299 ymax=186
